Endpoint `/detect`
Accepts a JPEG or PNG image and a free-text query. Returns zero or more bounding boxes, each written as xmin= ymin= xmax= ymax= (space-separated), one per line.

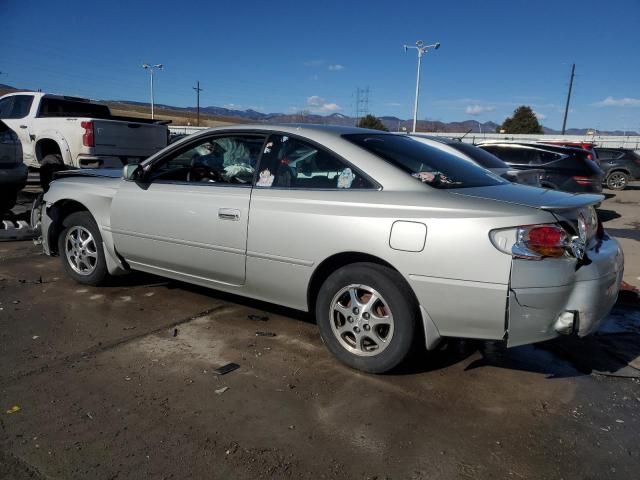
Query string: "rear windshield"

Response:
xmin=344 ymin=133 xmax=508 ymax=189
xmin=38 ymin=98 xmax=111 ymax=118
xmin=445 ymin=142 xmax=508 ymax=169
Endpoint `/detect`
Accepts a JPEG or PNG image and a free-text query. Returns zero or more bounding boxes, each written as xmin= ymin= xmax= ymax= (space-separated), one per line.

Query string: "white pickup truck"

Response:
xmin=0 ymin=92 xmax=169 ymax=187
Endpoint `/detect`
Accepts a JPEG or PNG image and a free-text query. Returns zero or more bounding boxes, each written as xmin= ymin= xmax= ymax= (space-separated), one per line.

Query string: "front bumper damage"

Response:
xmin=506 ymin=234 xmax=624 ymax=347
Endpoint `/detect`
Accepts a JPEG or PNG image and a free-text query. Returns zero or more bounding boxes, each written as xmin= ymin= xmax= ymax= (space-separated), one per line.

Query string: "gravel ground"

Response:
xmin=1 ymin=187 xmax=639 ymax=480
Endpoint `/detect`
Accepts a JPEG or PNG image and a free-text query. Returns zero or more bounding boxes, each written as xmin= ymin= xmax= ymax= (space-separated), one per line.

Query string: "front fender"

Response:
xmin=42 ymin=178 xmax=127 ymax=275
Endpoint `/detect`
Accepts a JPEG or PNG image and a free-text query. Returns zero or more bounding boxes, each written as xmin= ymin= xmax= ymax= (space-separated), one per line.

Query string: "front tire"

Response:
xmin=606 ymin=171 xmax=628 ymax=191
xmin=315 ymin=263 xmax=418 ymax=373
xmin=57 ymin=211 xmax=109 ymax=286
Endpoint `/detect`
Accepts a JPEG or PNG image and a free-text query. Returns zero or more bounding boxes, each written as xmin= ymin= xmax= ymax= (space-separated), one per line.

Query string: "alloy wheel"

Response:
xmin=329 ymin=284 xmax=394 ymax=357
xmin=64 ymin=226 xmax=98 ymax=275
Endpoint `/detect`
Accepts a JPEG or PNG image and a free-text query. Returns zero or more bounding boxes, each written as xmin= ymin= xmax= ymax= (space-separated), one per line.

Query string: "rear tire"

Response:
xmin=315 ymin=262 xmax=418 ymax=373
xmin=57 ymin=211 xmax=110 ymax=286
xmin=606 ymin=171 xmax=628 ymax=191
xmin=40 ymin=154 xmax=65 ymax=191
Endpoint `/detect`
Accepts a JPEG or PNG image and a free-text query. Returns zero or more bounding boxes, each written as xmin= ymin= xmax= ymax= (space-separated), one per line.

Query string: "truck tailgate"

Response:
xmin=93 ymin=119 xmax=167 ymax=157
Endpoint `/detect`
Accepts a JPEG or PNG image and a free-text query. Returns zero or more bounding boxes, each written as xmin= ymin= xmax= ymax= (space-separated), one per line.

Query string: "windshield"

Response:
xmin=344 ymin=133 xmax=508 ymax=189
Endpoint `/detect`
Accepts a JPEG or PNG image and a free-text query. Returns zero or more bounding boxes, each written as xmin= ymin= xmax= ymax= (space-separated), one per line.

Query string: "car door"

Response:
xmin=0 ymin=95 xmax=36 ymax=165
xmin=0 ymin=121 xmax=18 ymax=165
xmin=245 ymin=133 xmax=377 ymax=309
xmin=110 ymin=133 xmax=266 ymax=286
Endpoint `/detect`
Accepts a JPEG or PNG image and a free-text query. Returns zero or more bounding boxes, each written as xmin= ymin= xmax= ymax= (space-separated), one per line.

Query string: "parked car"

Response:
xmin=537 ymin=140 xmax=599 ymax=163
xmin=0 ymin=92 xmax=169 ymax=188
xmin=477 ymin=142 xmax=604 ymax=193
xmin=410 ymin=135 xmax=541 ymax=187
xmin=594 ymin=147 xmax=640 ymax=190
xmin=0 ymin=120 xmax=28 ymax=213
xmin=37 ymin=125 xmax=623 ymax=373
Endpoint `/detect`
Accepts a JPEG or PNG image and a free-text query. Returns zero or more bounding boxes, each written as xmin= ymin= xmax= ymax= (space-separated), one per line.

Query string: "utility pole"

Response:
xmin=404 ymin=40 xmax=440 ymax=133
xmin=193 ymin=81 xmax=203 ymax=126
xmin=561 ymin=63 xmax=575 ymax=135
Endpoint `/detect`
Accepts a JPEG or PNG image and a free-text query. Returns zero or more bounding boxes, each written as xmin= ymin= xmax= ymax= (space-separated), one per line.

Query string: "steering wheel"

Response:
xmin=187 ymin=154 xmax=221 ymax=182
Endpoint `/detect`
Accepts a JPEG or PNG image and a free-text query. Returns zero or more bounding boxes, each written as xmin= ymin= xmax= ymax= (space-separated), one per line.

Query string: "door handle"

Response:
xmin=218 ymin=208 xmax=240 ymax=221
xmin=19 ymin=125 xmax=28 ymax=129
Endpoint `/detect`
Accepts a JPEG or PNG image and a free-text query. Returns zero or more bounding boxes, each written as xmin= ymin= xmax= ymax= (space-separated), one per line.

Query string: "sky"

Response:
xmin=2 ymin=0 xmax=639 ymax=131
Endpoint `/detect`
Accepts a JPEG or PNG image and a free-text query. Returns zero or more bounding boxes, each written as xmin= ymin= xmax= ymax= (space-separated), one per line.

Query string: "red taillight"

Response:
xmin=573 ymin=175 xmax=596 ymax=185
xmin=81 ymin=121 xmax=94 ymax=147
xmin=587 ymin=153 xmax=593 ymax=160
xmin=490 ymin=224 xmax=571 ymax=259
xmin=528 ymin=226 xmax=564 ymax=246
xmin=525 ymin=225 xmax=567 ymax=257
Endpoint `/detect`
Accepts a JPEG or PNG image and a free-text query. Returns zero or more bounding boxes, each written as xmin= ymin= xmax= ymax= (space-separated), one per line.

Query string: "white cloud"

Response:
xmin=223 ymin=103 xmax=242 ymax=109
xmin=533 ymin=111 xmax=546 ymax=120
xmin=385 ymin=102 xmax=402 ymax=107
xmin=328 ymin=64 xmax=344 ymax=71
xmin=593 ymin=96 xmax=640 ymax=107
xmin=306 ymin=95 xmax=341 ymax=112
xmin=465 ymin=104 xmax=496 ymax=116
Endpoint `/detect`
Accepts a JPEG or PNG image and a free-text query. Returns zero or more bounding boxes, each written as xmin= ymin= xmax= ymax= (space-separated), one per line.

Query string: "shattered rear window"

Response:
xmin=344 ymin=134 xmax=508 ymax=189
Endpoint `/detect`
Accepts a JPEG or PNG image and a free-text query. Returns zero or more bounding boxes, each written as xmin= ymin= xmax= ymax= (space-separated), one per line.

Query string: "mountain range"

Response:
xmin=1 ymin=83 xmax=635 ymax=135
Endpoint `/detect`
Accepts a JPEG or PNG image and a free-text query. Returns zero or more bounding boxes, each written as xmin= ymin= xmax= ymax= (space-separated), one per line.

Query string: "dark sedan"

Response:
xmin=477 ymin=142 xmax=604 ymax=193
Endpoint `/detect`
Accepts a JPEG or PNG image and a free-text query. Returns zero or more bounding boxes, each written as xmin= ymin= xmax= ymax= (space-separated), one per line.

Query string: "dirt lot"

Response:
xmin=1 ymin=188 xmax=640 ymax=479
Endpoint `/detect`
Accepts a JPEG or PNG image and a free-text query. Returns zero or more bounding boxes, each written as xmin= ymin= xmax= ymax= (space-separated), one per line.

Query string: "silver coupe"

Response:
xmin=39 ymin=125 xmax=624 ymax=373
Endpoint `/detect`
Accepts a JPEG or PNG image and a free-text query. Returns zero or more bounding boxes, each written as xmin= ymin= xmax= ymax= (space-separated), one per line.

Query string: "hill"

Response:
xmin=0 ymin=84 xmax=635 ymax=134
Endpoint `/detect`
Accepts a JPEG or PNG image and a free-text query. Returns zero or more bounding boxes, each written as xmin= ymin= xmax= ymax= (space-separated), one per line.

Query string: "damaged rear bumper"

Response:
xmin=507 ymin=234 xmax=624 ymax=347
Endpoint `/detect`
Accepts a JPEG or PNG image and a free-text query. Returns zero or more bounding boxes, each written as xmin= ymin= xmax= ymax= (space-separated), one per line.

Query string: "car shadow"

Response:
xmin=105 ymin=271 xmax=314 ymax=324
xmin=606 ymin=227 xmax=640 ymax=242
xmin=597 ymin=208 xmax=622 ymax=222
xmin=101 ymin=272 xmax=640 ymax=379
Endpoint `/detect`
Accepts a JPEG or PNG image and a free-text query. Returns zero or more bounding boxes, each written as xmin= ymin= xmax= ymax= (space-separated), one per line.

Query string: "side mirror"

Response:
xmin=122 ymin=164 xmax=141 ymax=181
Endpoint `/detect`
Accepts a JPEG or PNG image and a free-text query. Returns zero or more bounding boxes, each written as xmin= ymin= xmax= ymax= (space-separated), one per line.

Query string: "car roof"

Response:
xmin=476 ymin=141 xmax=586 ymax=155
xmin=196 ymin=123 xmax=387 ymax=137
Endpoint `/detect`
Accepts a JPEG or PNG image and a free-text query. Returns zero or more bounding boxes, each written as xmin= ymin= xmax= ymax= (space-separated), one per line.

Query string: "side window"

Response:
xmin=536 ymin=150 xmax=562 ymax=164
xmin=147 ymin=134 xmax=265 ymax=185
xmin=483 ymin=146 xmax=530 ymax=165
xmin=255 ymin=135 xmax=373 ymax=189
xmin=0 ymin=95 xmax=33 ymax=119
xmin=10 ymin=95 xmax=34 ymax=118
xmin=0 ymin=98 xmax=12 ymax=118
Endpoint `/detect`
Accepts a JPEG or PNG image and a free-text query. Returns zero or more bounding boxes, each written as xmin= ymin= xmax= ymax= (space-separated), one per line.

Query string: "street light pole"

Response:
xmin=142 ymin=63 xmax=163 ymax=119
xmin=404 ymin=40 xmax=440 ymax=133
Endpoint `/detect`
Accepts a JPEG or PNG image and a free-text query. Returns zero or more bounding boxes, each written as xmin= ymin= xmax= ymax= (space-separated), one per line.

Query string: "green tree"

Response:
xmin=358 ymin=114 xmax=388 ymax=131
xmin=497 ymin=106 xmax=543 ymax=134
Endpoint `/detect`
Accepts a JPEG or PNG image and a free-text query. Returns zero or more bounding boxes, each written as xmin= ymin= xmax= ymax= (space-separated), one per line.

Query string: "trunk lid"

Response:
xmin=450 ymin=183 xmax=602 ymax=211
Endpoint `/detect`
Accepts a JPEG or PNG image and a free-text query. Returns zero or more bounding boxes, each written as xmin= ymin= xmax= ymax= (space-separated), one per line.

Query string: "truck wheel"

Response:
xmin=315 ymin=262 xmax=418 ymax=373
xmin=57 ymin=211 xmax=110 ymax=286
xmin=606 ymin=171 xmax=629 ymax=191
xmin=40 ymin=154 xmax=65 ymax=191
xmin=0 ymin=189 xmax=18 ymax=215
